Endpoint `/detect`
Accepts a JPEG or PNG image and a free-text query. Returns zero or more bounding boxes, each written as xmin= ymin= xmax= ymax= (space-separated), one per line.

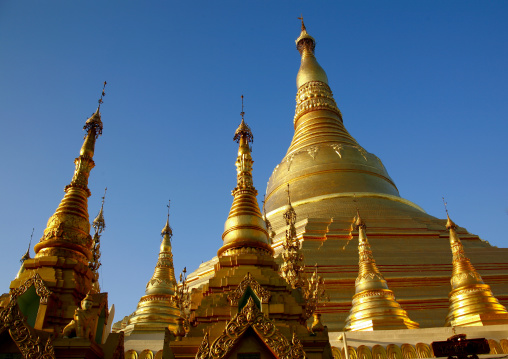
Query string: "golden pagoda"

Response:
xmin=10 ymin=98 xmax=106 ymax=331
xmin=170 ymin=106 xmax=332 ymax=359
xmin=0 ymin=84 xmax=124 ymax=357
xmin=121 ymin=204 xmax=181 ymax=336
xmin=344 ymin=211 xmax=419 ymax=331
xmin=245 ymin=20 xmax=508 ymax=331
xmin=445 ymin=212 xmax=508 ymax=327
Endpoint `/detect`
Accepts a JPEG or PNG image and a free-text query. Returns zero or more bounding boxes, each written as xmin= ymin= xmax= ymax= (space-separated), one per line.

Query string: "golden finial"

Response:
xmin=442 ymin=197 xmax=457 ymax=229
xmin=240 ymin=94 xmax=245 ymax=120
xmin=162 ymin=200 xmax=173 ymax=237
xmin=84 ymin=81 xmax=106 ymax=137
xmin=234 ymin=95 xmax=253 ymax=143
xmin=354 ymin=208 xmax=366 ymax=230
xmin=297 ymin=15 xmax=306 ymax=31
xmin=20 ymin=228 xmax=34 ymax=263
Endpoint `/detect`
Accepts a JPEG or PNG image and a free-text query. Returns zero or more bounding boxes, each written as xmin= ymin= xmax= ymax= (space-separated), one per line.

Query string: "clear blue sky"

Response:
xmin=1 ymin=2 xmax=507 ymax=322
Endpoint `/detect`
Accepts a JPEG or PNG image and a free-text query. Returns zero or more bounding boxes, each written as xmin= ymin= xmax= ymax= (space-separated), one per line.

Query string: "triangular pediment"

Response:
xmin=227 ymin=273 xmax=271 ymax=306
xmin=196 ymin=298 xmax=306 ymax=359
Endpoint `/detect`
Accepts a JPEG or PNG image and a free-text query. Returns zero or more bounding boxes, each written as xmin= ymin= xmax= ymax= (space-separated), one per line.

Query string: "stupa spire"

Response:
xmin=217 ymin=96 xmax=273 ymax=257
xmin=123 ymin=201 xmax=181 ymax=334
xmin=344 ymin=210 xmax=419 ymax=331
xmin=34 ymin=82 xmax=106 ymax=269
xmin=443 ymin=200 xmax=508 ymax=326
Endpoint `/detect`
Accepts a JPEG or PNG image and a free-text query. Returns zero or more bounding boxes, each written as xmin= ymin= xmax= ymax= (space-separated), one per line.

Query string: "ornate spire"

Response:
xmin=280 ymin=184 xmax=305 ymax=289
xmin=344 ymin=210 xmax=419 ymax=331
xmin=123 ymin=202 xmax=181 ymax=334
xmin=34 ymin=82 xmax=107 ymax=274
xmin=90 ymin=188 xmax=107 ymax=293
xmin=443 ymin=200 xmax=508 ymax=326
xmin=217 ymin=96 xmax=273 ymax=257
xmin=146 ymin=201 xmax=176 ymax=295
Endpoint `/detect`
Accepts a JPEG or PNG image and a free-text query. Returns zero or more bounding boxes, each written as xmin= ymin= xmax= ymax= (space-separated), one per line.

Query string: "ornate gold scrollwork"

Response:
xmin=11 ymin=273 xmax=52 ymax=304
xmin=198 ymin=297 xmax=306 ymax=359
xmin=227 ymin=273 xmax=271 ymax=306
xmin=0 ymin=298 xmax=55 ymax=358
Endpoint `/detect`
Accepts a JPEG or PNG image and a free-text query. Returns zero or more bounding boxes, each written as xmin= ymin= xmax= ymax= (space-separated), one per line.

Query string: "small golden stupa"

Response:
xmin=445 ymin=212 xmax=508 ymax=327
xmin=121 ymin=205 xmax=181 ymax=335
xmin=344 ymin=211 xmax=419 ymax=331
xmin=0 ymin=84 xmax=123 ymax=356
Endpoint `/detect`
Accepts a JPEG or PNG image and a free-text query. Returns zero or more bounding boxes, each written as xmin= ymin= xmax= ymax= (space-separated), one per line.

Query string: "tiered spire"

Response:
xmin=123 ymin=201 xmax=181 ymax=334
xmin=217 ymin=96 xmax=273 ymax=257
xmin=444 ymin=204 xmax=508 ymax=326
xmin=280 ymin=185 xmax=305 ymax=289
xmin=34 ymin=83 xmax=106 ymax=267
xmin=344 ymin=210 xmax=419 ymax=331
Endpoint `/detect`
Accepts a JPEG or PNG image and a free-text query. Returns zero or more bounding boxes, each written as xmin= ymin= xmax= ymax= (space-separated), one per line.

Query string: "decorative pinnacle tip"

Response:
xmin=162 ymin=200 xmax=173 ymax=237
xmin=354 ymin=209 xmax=366 ymax=230
xmin=97 ymin=81 xmax=107 ymax=110
xmin=233 ymin=96 xmax=253 ymax=143
xmin=297 ymin=15 xmax=306 ymax=31
xmin=442 ymin=197 xmax=457 ymax=229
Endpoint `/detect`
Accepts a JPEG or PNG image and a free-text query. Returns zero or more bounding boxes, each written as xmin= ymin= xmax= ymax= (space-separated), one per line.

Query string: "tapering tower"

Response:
xmin=9 ymin=87 xmax=106 ymax=331
xmin=344 ymin=211 xmax=419 ymax=331
xmin=217 ymin=104 xmax=273 ymax=258
xmin=122 ymin=204 xmax=181 ymax=336
xmin=255 ymin=20 xmax=508 ymax=330
xmin=445 ymin=213 xmax=508 ymax=327
xmin=170 ymin=103 xmax=332 ymax=359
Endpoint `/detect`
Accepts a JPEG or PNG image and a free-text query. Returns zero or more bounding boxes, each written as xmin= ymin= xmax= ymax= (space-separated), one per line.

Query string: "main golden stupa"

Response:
xmin=188 ymin=21 xmax=508 ymax=332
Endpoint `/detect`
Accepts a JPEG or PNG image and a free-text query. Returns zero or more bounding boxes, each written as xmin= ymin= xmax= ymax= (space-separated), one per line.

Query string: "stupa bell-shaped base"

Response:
xmin=122 ymin=295 xmax=181 ymax=335
xmin=446 ymin=285 xmax=508 ymax=327
xmin=345 ymin=290 xmax=419 ymax=331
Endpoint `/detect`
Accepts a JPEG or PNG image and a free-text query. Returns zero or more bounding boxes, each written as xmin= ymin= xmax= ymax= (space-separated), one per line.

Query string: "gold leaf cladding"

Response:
xmin=203 ymin=298 xmax=306 ymax=359
xmin=227 ymin=273 xmax=271 ymax=306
